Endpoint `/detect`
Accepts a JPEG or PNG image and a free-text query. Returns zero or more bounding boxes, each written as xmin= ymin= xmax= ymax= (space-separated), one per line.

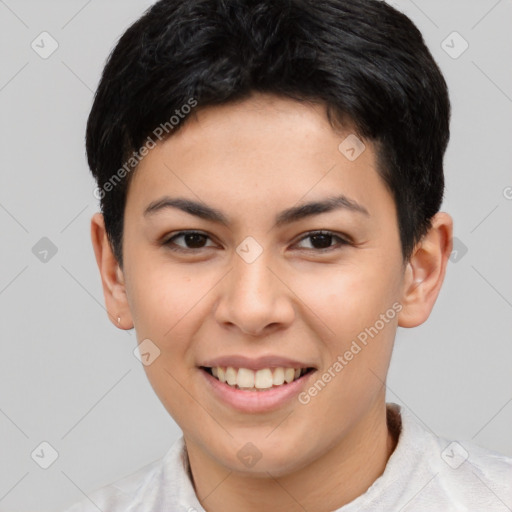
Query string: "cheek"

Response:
xmin=301 ymin=259 xmax=399 ymax=331
xmin=295 ymin=264 xmax=399 ymax=421
xmin=293 ymin=257 xmax=400 ymax=385
xmin=126 ymin=254 xmax=206 ymax=336
xmin=125 ymin=258 xmax=208 ymax=422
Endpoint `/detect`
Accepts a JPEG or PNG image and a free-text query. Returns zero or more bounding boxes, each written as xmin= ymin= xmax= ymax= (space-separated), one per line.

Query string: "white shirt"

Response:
xmin=62 ymin=403 xmax=512 ymax=511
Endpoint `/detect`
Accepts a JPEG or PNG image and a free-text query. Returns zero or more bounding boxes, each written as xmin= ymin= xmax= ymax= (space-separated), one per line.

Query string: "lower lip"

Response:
xmin=199 ymin=368 xmax=316 ymax=413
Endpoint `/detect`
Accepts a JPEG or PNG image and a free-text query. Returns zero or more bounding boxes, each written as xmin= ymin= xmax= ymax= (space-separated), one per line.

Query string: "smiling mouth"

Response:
xmin=200 ymin=366 xmax=316 ymax=391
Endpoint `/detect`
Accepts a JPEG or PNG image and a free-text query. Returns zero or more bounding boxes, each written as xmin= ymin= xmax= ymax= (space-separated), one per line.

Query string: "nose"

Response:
xmin=214 ymin=251 xmax=295 ymax=337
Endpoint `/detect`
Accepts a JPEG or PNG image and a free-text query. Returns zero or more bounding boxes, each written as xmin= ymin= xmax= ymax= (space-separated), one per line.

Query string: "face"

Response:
xmin=119 ymin=94 xmax=406 ymax=475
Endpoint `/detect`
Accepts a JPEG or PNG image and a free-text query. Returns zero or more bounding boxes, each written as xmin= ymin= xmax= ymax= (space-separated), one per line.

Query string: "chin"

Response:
xmin=211 ymin=437 xmax=312 ymax=477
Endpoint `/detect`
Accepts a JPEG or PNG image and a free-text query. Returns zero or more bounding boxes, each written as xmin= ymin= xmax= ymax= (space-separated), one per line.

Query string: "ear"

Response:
xmin=398 ymin=212 xmax=453 ymax=328
xmin=90 ymin=212 xmax=133 ymax=330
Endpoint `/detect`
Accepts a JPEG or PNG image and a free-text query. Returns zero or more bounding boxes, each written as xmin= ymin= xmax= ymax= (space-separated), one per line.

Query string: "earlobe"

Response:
xmin=90 ymin=212 xmax=134 ymax=329
xmin=398 ymin=212 xmax=453 ymax=328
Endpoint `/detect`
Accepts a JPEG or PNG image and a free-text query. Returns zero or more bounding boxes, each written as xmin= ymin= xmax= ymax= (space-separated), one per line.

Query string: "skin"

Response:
xmin=91 ymin=93 xmax=452 ymax=512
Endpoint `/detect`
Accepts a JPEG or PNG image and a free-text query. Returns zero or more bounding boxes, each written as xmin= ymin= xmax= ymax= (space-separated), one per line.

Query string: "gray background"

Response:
xmin=0 ymin=0 xmax=511 ymax=510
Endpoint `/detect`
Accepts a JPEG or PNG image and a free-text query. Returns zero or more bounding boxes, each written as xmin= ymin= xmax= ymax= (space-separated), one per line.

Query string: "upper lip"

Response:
xmin=199 ymin=355 xmax=317 ymax=371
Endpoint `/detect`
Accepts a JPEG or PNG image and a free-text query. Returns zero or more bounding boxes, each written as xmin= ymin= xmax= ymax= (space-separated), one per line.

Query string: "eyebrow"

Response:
xmin=143 ymin=194 xmax=369 ymax=227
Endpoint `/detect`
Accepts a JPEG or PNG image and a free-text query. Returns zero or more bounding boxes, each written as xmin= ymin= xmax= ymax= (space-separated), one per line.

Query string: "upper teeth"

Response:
xmin=210 ymin=367 xmax=306 ymax=390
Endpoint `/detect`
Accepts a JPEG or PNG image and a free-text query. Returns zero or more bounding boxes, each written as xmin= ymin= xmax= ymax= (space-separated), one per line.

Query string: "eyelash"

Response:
xmin=162 ymin=230 xmax=351 ymax=254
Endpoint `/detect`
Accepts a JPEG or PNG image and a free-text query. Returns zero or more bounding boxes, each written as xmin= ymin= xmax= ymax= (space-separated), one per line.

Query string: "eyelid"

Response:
xmin=163 ymin=229 xmax=352 ymax=253
xmin=162 ymin=230 xmax=216 ymax=251
xmin=292 ymin=230 xmax=352 ymax=251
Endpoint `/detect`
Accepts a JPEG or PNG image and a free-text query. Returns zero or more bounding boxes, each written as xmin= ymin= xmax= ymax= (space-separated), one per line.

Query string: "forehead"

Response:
xmin=125 ymin=94 xmax=395 ymax=224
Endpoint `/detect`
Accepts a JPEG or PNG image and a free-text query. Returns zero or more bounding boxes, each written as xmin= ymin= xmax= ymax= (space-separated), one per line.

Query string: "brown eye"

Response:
xmin=164 ymin=231 xmax=215 ymax=251
xmin=295 ymin=231 xmax=350 ymax=251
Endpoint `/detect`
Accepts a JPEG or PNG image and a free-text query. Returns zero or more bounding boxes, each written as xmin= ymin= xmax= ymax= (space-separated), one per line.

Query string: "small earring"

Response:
xmin=117 ymin=316 xmax=121 ymax=325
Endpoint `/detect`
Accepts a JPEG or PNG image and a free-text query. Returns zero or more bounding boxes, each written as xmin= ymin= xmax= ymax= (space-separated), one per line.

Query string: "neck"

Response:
xmin=185 ymin=400 xmax=398 ymax=512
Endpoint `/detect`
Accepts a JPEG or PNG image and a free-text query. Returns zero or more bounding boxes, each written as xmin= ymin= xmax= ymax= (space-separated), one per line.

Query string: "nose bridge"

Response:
xmin=215 ymin=244 xmax=294 ymax=335
xmin=232 ymin=243 xmax=278 ymax=311
xmin=233 ymin=248 xmax=274 ymax=300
